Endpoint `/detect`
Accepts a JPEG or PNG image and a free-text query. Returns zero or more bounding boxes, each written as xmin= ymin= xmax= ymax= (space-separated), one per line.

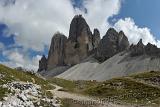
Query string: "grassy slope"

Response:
xmin=50 ymin=71 xmax=160 ymax=106
xmin=0 ymin=64 xmax=54 ymax=99
xmin=49 ymin=78 xmax=100 ymax=93
xmin=84 ymin=71 xmax=160 ymax=106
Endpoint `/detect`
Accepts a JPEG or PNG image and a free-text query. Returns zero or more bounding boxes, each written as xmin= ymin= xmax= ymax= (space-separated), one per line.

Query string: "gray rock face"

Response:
xmin=130 ymin=39 xmax=145 ymax=56
xmin=65 ymin=15 xmax=93 ymax=65
xmin=47 ymin=33 xmax=67 ymax=70
xmin=57 ymin=51 xmax=160 ymax=81
xmin=145 ymin=43 xmax=160 ymax=56
xmin=96 ymin=28 xmax=129 ymax=62
xmin=92 ymin=28 xmax=100 ymax=49
xmin=118 ymin=31 xmax=130 ymax=51
xmin=68 ymin=15 xmax=92 ymax=43
xmin=130 ymin=39 xmax=160 ymax=57
xmin=38 ymin=55 xmax=47 ymax=72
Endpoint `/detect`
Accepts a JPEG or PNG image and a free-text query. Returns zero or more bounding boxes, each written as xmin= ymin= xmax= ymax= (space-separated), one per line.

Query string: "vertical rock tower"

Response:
xmin=47 ymin=33 xmax=67 ymax=70
xmin=65 ymin=15 xmax=95 ymax=65
xmin=38 ymin=55 xmax=47 ymax=72
xmin=96 ymin=28 xmax=129 ymax=62
xmin=38 ymin=15 xmax=101 ymax=71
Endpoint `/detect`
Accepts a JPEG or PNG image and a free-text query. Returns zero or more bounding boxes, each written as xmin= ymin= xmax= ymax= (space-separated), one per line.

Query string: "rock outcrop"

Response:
xmin=118 ymin=31 xmax=130 ymax=51
xmin=65 ymin=15 xmax=94 ymax=65
xmin=38 ymin=55 xmax=47 ymax=72
xmin=130 ymin=39 xmax=145 ymax=56
xmin=130 ymin=39 xmax=160 ymax=57
xmin=38 ymin=15 xmax=100 ymax=72
xmin=47 ymin=33 xmax=67 ymax=70
xmin=38 ymin=14 xmax=160 ymax=81
xmin=96 ymin=28 xmax=129 ymax=62
xmin=92 ymin=28 xmax=101 ymax=49
xmin=145 ymin=43 xmax=160 ymax=56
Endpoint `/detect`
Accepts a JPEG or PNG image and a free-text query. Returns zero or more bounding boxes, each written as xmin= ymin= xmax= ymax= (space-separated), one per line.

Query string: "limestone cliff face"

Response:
xmin=130 ymin=39 xmax=145 ymax=56
xmin=118 ymin=31 xmax=130 ymax=51
xmin=96 ymin=28 xmax=129 ymax=62
xmin=130 ymin=39 xmax=160 ymax=57
xmin=47 ymin=33 xmax=67 ymax=70
xmin=92 ymin=28 xmax=100 ymax=49
xmin=38 ymin=55 xmax=47 ymax=72
xmin=64 ymin=15 xmax=94 ymax=65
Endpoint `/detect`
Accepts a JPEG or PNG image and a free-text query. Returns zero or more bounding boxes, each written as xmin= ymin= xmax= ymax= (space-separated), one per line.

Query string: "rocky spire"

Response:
xmin=68 ymin=15 xmax=92 ymax=42
xmin=47 ymin=32 xmax=67 ymax=70
xmin=130 ymin=39 xmax=145 ymax=56
xmin=145 ymin=43 xmax=160 ymax=56
xmin=118 ymin=31 xmax=130 ymax=51
xmin=92 ymin=28 xmax=100 ymax=49
xmin=38 ymin=55 xmax=47 ymax=72
xmin=96 ymin=28 xmax=129 ymax=62
xmin=65 ymin=15 xmax=94 ymax=65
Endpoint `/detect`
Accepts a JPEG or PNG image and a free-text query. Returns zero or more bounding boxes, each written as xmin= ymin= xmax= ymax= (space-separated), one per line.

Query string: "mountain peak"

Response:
xmin=38 ymin=55 xmax=47 ymax=72
xmin=68 ymin=15 xmax=91 ymax=42
xmin=96 ymin=28 xmax=129 ymax=62
xmin=47 ymin=33 xmax=67 ymax=70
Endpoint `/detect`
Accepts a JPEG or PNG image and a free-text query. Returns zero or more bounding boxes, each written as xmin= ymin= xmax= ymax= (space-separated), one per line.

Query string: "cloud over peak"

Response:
xmin=0 ymin=0 xmax=121 ymax=51
xmin=114 ymin=17 xmax=160 ymax=47
xmin=0 ymin=0 xmax=159 ymax=70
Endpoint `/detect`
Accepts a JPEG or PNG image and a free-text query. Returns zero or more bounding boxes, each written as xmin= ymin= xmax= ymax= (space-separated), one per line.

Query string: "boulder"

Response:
xmin=47 ymin=32 xmax=67 ymax=70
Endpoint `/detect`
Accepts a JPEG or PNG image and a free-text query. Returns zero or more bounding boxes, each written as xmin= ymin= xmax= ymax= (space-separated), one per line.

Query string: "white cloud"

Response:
xmin=81 ymin=0 xmax=121 ymax=36
xmin=0 ymin=0 xmax=75 ymax=51
xmin=114 ymin=18 xmax=160 ymax=47
xmin=0 ymin=0 xmax=121 ymax=51
xmin=1 ymin=49 xmax=41 ymax=70
xmin=0 ymin=42 xmax=4 ymax=50
xmin=0 ymin=0 xmax=160 ymax=71
xmin=0 ymin=0 xmax=122 ymax=70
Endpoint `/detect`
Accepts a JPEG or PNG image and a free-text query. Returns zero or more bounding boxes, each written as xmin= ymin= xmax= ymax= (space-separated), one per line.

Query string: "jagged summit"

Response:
xmin=38 ymin=55 xmax=47 ymax=72
xmin=96 ymin=28 xmax=129 ymax=62
xmin=39 ymin=15 xmax=101 ymax=71
xmin=38 ymin=15 xmax=160 ymax=80
xmin=68 ymin=14 xmax=92 ymax=42
xmin=130 ymin=39 xmax=160 ymax=57
xmin=65 ymin=14 xmax=94 ymax=65
xmin=47 ymin=33 xmax=67 ymax=70
xmin=92 ymin=28 xmax=101 ymax=49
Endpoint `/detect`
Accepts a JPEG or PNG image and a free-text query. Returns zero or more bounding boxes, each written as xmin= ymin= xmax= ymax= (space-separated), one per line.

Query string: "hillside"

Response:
xmin=57 ymin=51 xmax=160 ymax=81
xmin=38 ymin=15 xmax=160 ymax=82
xmin=0 ymin=64 xmax=60 ymax=107
xmin=51 ymin=71 xmax=160 ymax=106
xmin=84 ymin=71 xmax=160 ymax=106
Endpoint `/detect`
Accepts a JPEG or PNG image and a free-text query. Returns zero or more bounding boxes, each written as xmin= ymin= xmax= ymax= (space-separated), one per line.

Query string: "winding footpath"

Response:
xmin=48 ymin=84 xmax=136 ymax=107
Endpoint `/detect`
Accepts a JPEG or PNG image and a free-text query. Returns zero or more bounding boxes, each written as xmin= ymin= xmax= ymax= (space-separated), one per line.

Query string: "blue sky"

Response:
xmin=0 ymin=0 xmax=160 ymax=70
xmin=114 ymin=0 xmax=160 ymax=39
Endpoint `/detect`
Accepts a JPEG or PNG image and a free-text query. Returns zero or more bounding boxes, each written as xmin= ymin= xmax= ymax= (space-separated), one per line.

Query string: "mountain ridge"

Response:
xmin=38 ymin=15 xmax=160 ymax=81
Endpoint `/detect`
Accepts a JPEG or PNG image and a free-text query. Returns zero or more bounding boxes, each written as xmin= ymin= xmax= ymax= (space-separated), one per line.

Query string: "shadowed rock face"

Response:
xmin=118 ymin=31 xmax=130 ymax=51
xmin=65 ymin=15 xmax=94 ymax=65
xmin=47 ymin=33 xmax=67 ymax=70
xmin=38 ymin=15 xmax=101 ymax=72
xmin=145 ymin=43 xmax=160 ymax=56
xmin=92 ymin=28 xmax=101 ymax=49
xmin=130 ymin=39 xmax=160 ymax=57
xmin=96 ymin=28 xmax=129 ymax=62
xmin=130 ymin=39 xmax=145 ymax=56
xmin=38 ymin=55 xmax=47 ymax=72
